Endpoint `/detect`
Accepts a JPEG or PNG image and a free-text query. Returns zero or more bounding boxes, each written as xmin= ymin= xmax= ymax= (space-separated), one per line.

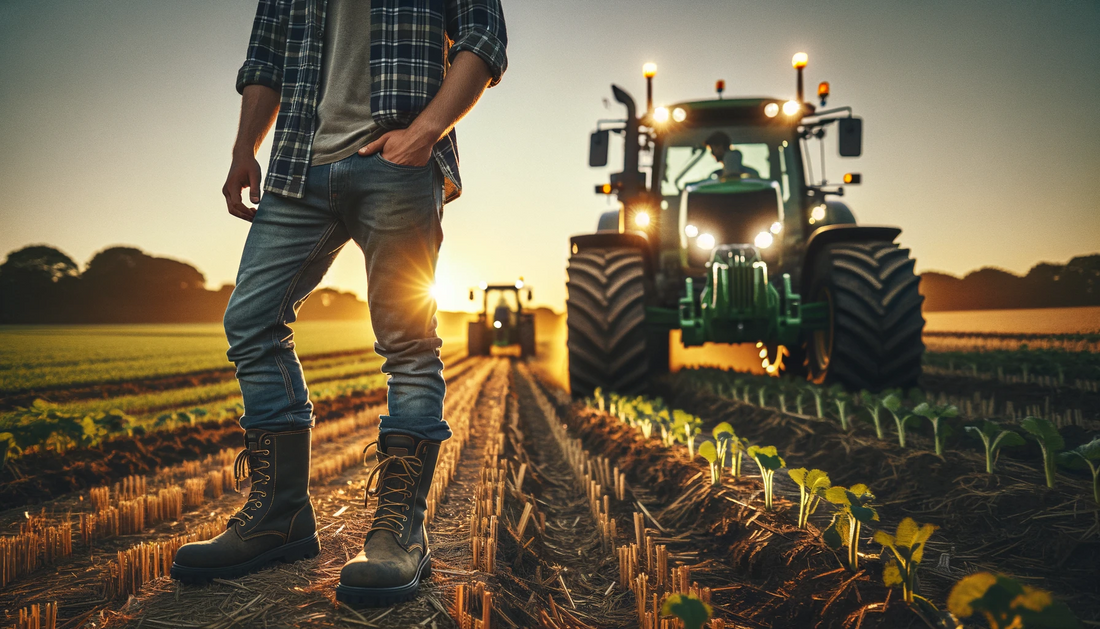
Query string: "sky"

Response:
xmin=1 ymin=0 xmax=1098 ymax=313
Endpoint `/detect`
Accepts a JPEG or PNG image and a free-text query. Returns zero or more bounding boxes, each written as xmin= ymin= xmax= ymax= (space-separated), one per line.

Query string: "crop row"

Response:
xmin=923 ymin=347 xmax=1100 ymax=385
xmin=587 ymin=385 xmax=1085 ymax=628
xmin=923 ymin=331 xmax=1100 ymax=355
xmin=673 ymin=368 xmax=1100 ymax=503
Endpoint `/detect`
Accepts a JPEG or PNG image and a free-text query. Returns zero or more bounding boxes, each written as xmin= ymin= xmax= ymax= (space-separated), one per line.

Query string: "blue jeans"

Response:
xmin=223 ymin=152 xmax=452 ymax=442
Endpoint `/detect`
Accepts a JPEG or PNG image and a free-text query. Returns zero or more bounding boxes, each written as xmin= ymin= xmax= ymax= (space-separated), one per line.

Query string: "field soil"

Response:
xmin=3 ymin=356 xmax=1097 ymax=629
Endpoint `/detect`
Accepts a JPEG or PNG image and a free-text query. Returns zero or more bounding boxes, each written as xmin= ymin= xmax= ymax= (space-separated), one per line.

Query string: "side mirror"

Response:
xmin=838 ymin=117 xmax=862 ymax=157
xmin=589 ymin=130 xmax=609 ymax=167
xmin=468 ymin=289 xmax=475 ymax=301
xmin=527 ymin=289 xmax=533 ymax=301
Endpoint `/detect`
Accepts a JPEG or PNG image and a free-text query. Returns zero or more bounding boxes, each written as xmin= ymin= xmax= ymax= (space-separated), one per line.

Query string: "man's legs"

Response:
xmin=335 ymin=152 xmax=448 ymax=606
xmin=172 ymin=165 xmax=348 ymax=582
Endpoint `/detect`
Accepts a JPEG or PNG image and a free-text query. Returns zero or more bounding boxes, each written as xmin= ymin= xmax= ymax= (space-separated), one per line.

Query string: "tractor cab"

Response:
xmin=466 ymin=281 xmax=537 ymax=357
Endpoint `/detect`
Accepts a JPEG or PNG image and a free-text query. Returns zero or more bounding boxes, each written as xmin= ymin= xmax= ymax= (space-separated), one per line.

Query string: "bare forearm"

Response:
xmin=408 ymin=51 xmax=492 ymax=143
xmin=233 ymin=84 xmax=280 ymax=157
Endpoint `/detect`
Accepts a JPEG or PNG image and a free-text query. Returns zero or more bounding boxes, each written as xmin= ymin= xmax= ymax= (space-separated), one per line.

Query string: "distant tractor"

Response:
xmin=567 ymin=54 xmax=925 ymax=397
xmin=467 ymin=281 xmax=537 ymax=357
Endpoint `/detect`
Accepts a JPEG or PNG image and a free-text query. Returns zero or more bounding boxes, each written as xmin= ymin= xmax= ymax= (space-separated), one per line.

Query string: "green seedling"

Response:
xmin=788 ymin=468 xmax=830 ymax=528
xmin=822 ymin=484 xmax=879 ymax=571
xmin=699 ymin=440 xmax=721 ymax=486
xmin=1057 ymin=437 xmax=1100 ymax=504
xmin=712 ymin=421 xmax=734 ymax=464
xmin=673 ymin=410 xmax=703 ymax=458
xmin=808 ymin=385 xmax=826 ymax=418
xmin=635 ymin=399 xmax=657 ymax=439
xmin=873 ymin=517 xmax=936 ymax=604
xmin=661 ymin=593 xmax=712 ymax=629
xmin=593 ymin=387 xmax=605 ymax=411
xmin=794 ymin=388 xmax=806 ymax=415
xmin=912 ymin=402 xmax=959 ymax=456
xmin=747 ymin=445 xmax=786 ymax=510
xmin=965 ymin=421 xmax=1025 ymax=474
xmin=0 ymin=432 xmax=19 ymax=469
xmin=756 ymin=384 xmax=768 ymax=408
xmin=829 ymin=385 xmax=852 ymax=431
xmin=702 ymin=415 xmax=744 ymax=477
xmin=1021 ymin=416 xmax=1065 ymax=488
xmin=860 ymin=390 xmax=886 ymax=440
xmin=883 ymin=393 xmax=917 ymax=449
xmin=948 ymin=572 xmax=1080 ymax=629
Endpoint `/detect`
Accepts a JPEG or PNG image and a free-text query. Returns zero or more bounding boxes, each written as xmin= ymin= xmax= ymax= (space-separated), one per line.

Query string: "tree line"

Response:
xmin=920 ymin=254 xmax=1100 ymax=311
xmin=0 ymin=245 xmax=369 ymax=324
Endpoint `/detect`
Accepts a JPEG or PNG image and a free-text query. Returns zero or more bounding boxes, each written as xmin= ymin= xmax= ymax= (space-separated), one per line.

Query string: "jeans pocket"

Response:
xmin=376 ymin=153 xmax=432 ymax=171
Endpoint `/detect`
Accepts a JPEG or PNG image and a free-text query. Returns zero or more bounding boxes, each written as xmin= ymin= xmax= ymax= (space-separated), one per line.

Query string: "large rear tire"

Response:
xmin=467 ymin=321 xmax=489 ymax=357
xmin=519 ymin=316 xmax=536 ymax=357
xmin=566 ymin=247 xmax=653 ymax=398
xmin=806 ymin=241 xmax=924 ymax=391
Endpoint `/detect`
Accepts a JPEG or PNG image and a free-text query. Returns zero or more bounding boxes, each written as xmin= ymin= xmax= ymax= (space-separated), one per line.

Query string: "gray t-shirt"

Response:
xmin=310 ymin=0 xmax=380 ymax=166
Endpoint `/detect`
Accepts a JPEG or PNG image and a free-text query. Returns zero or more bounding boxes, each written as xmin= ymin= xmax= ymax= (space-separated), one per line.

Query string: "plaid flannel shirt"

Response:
xmin=236 ymin=0 xmax=508 ymax=202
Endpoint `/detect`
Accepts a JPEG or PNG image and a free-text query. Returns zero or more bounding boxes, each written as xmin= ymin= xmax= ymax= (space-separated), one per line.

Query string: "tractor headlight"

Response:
xmin=764 ymin=102 xmax=779 ymax=118
xmin=754 ymin=231 xmax=774 ymax=249
xmin=684 ymin=224 xmax=699 ymax=238
xmin=634 ymin=211 xmax=651 ymax=227
xmin=810 ymin=205 xmax=827 ymax=223
xmin=653 ymin=107 xmax=670 ymax=123
xmin=672 ymin=107 xmax=687 ymax=122
xmin=782 ymin=100 xmax=801 ymax=116
xmin=493 ymin=320 xmax=502 ymax=329
xmin=696 ymin=233 xmax=716 ymax=250
xmin=770 ymin=221 xmax=783 ymax=234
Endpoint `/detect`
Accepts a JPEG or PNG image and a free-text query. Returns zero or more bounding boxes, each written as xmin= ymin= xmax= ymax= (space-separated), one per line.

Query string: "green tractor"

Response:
xmin=567 ymin=54 xmax=924 ymax=397
xmin=467 ymin=281 xmax=537 ymax=358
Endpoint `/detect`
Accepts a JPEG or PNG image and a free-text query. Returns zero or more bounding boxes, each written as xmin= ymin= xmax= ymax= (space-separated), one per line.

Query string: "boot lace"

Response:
xmin=228 ymin=446 xmax=271 ymax=526
xmin=362 ymin=441 xmax=423 ymax=535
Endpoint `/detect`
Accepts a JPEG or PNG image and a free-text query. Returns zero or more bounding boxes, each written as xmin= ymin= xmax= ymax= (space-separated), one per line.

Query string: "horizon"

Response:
xmin=1 ymin=0 xmax=1098 ymax=312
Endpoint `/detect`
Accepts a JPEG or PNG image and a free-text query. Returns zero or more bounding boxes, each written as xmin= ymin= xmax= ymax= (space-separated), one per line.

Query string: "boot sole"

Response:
xmin=334 ymin=550 xmax=432 ymax=607
xmin=170 ymin=533 xmax=321 ymax=583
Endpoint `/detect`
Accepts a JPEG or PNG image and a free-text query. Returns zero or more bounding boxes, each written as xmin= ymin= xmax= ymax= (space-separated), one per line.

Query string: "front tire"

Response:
xmin=566 ymin=247 xmax=652 ymax=398
xmin=806 ymin=241 xmax=924 ymax=391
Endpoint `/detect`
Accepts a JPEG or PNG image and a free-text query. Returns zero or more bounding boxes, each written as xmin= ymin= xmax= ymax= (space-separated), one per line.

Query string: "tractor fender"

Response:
xmin=570 ymin=231 xmax=654 ymax=275
xmin=802 ymin=224 xmax=902 ymax=289
xmin=823 ymin=200 xmax=857 ymax=225
xmin=596 ymin=210 xmax=620 ymax=232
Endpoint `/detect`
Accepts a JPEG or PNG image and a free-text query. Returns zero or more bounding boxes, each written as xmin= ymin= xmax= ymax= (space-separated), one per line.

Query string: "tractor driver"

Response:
xmin=493 ymin=295 xmax=513 ymax=329
xmin=705 ymin=132 xmax=760 ymax=181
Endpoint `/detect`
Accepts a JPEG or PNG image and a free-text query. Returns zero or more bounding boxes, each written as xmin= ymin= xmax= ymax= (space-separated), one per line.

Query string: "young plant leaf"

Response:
xmin=947 ymin=572 xmax=1080 ymax=629
xmin=965 ymin=421 xmax=1025 ymax=474
xmin=873 ymin=517 xmax=937 ymax=603
xmin=747 ymin=445 xmax=786 ymax=510
xmin=660 ymin=593 xmax=712 ymax=629
xmin=1057 ymin=437 xmax=1100 ymax=504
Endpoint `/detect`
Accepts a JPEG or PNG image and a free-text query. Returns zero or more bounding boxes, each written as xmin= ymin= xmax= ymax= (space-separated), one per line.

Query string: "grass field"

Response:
xmin=0 ymin=321 xmax=382 ymax=393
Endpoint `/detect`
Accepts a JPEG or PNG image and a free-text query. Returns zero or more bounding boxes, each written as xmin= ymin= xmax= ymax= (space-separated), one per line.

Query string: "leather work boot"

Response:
xmin=336 ymin=432 xmax=441 ymax=606
xmin=170 ymin=428 xmax=319 ymax=582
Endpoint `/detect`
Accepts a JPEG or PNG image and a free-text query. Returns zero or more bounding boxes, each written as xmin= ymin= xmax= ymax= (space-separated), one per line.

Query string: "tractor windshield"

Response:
xmin=659 ymin=128 xmax=798 ymax=198
xmin=664 ymin=143 xmax=772 ymax=193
